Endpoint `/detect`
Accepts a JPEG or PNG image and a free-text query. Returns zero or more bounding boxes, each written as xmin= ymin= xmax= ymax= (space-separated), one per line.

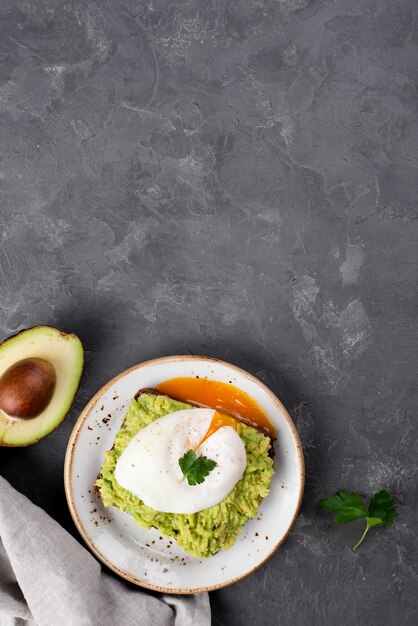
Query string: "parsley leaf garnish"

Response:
xmin=178 ymin=450 xmax=217 ymax=486
xmin=320 ymin=489 xmax=397 ymax=550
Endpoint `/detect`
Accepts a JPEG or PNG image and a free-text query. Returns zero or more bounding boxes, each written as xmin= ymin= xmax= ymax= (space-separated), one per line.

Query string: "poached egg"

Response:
xmin=114 ymin=408 xmax=246 ymax=514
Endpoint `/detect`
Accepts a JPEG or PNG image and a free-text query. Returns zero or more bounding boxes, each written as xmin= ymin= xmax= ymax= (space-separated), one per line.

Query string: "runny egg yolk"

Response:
xmin=195 ymin=411 xmax=237 ymax=450
xmin=156 ymin=376 xmax=275 ymax=438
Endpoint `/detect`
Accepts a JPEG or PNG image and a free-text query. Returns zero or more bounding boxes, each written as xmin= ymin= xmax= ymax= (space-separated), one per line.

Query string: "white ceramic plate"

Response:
xmin=64 ymin=356 xmax=304 ymax=593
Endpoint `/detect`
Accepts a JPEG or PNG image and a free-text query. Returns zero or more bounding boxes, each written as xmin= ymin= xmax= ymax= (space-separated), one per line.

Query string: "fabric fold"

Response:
xmin=0 ymin=476 xmax=210 ymax=626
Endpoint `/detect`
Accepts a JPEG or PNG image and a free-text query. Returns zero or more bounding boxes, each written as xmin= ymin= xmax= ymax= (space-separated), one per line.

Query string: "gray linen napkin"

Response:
xmin=0 ymin=476 xmax=210 ymax=626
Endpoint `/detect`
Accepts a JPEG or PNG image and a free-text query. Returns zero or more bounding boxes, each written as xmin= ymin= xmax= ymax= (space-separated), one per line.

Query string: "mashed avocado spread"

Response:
xmin=96 ymin=393 xmax=274 ymax=558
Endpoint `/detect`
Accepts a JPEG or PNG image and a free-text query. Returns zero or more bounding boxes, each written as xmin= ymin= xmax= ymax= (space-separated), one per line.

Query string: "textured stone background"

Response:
xmin=0 ymin=0 xmax=417 ymax=624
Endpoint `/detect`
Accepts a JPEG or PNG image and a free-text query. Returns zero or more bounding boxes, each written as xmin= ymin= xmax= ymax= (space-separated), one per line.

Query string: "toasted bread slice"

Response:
xmin=94 ymin=389 xmax=275 ymax=557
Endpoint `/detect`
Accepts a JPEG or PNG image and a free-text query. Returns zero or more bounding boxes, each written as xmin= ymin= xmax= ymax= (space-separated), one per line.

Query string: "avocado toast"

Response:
xmin=95 ymin=390 xmax=275 ymax=558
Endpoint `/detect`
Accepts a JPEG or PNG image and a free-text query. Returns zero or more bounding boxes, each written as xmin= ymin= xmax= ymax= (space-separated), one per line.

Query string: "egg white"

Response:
xmin=114 ymin=408 xmax=246 ymax=514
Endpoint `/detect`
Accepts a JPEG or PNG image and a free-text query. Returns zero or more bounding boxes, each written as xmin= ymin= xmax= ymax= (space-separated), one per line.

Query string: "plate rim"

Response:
xmin=64 ymin=355 xmax=305 ymax=594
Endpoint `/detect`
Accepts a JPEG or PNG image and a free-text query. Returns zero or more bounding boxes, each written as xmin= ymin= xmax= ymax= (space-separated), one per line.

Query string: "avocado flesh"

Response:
xmin=0 ymin=326 xmax=83 ymax=446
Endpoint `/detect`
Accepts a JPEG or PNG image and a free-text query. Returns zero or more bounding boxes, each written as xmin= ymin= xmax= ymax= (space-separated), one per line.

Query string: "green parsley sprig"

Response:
xmin=320 ymin=489 xmax=397 ymax=550
xmin=178 ymin=450 xmax=217 ymax=486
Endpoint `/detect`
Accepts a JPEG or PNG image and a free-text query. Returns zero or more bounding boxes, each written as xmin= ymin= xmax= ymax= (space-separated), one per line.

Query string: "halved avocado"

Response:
xmin=0 ymin=326 xmax=83 ymax=446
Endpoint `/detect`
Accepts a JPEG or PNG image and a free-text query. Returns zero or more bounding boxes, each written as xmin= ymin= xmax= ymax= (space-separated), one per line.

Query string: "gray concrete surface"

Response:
xmin=0 ymin=0 xmax=417 ymax=624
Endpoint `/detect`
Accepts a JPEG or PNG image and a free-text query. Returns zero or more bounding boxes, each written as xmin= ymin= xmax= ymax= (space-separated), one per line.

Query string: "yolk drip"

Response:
xmin=156 ymin=377 xmax=275 ymax=438
xmin=195 ymin=411 xmax=237 ymax=450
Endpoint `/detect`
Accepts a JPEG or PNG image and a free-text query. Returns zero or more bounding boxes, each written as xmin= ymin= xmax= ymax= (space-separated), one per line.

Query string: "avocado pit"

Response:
xmin=0 ymin=358 xmax=56 ymax=419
